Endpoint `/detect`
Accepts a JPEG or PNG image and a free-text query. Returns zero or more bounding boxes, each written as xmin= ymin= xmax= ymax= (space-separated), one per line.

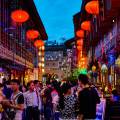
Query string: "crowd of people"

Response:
xmin=0 ymin=74 xmax=111 ymax=120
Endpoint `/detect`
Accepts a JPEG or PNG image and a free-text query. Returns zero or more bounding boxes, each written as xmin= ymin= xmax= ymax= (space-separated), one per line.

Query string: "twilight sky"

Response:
xmin=34 ymin=0 xmax=82 ymax=43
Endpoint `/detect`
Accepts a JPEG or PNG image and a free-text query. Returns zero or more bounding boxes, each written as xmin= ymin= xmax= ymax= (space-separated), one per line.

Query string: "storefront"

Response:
xmin=115 ymin=56 xmax=120 ymax=93
xmin=95 ymin=25 xmax=117 ymax=88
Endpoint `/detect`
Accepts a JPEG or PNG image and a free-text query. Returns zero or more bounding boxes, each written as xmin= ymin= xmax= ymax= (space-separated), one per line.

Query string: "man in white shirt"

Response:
xmin=34 ymin=80 xmax=42 ymax=110
xmin=24 ymin=81 xmax=40 ymax=120
xmin=9 ymin=79 xmax=24 ymax=120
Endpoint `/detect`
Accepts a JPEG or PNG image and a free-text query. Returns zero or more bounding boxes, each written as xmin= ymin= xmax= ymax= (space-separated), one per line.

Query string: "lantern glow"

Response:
xmin=85 ymin=1 xmax=99 ymax=15
xmin=38 ymin=52 xmax=41 ymax=56
xmin=42 ymin=69 xmax=45 ymax=73
xmin=41 ymin=46 xmax=45 ymax=51
xmin=81 ymin=21 xmax=91 ymax=31
xmin=11 ymin=10 xmax=29 ymax=23
xmin=38 ymin=63 xmax=42 ymax=67
xmin=77 ymin=39 xmax=83 ymax=46
xmin=77 ymin=46 xmax=82 ymax=51
xmin=42 ymin=57 xmax=44 ymax=62
xmin=76 ymin=30 xmax=84 ymax=38
xmin=26 ymin=30 xmax=39 ymax=40
xmin=34 ymin=40 xmax=44 ymax=48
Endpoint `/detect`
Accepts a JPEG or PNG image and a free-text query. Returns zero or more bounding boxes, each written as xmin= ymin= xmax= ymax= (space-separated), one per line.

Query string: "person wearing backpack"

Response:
xmin=8 ymin=79 xmax=24 ymax=120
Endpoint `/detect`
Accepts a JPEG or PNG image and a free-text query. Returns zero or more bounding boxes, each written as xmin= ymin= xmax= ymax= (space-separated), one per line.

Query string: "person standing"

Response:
xmin=78 ymin=74 xmax=100 ymax=120
xmin=42 ymin=81 xmax=53 ymax=120
xmin=24 ymin=81 xmax=40 ymax=120
xmin=34 ymin=80 xmax=42 ymax=110
xmin=58 ymin=83 xmax=78 ymax=120
xmin=8 ymin=79 xmax=24 ymax=120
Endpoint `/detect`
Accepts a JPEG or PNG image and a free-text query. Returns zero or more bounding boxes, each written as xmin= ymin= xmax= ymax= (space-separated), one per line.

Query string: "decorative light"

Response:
xmin=76 ymin=30 xmax=84 ymax=38
xmin=77 ymin=39 xmax=83 ymax=46
xmin=81 ymin=21 xmax=91 ymax=31
xmin=26 ymin=30 xmax=39 ymax=40
xmin=11 ymin=10 xmax=29 ymax=23
xmin=92 ymin=65 xmax=96 ymax=72
xmin=42 ymin=69 xmax=45 ymax=73
xmin=77 ymin=46 xmax=82 ymax=51
xmin=38 ymin=51 xmax=41 ymax=56
xmin=80 ymin=68 xmax=87 ymax=75
xmin=42 ymin=57 xmax=44 ymax=62
xmin=101 ymin=64 xmax=108 ymax=74
xmin=34 ymin=40 xmax=44 ymax=48
xmin=38 ymin=63 xmax=42 ymax=67
xmin=41 ymin=46 xmax=45 ymax=51
xmin=85 ymin=1 xmax=99 ymax=15
xmin=42 ymin=63 xmax=45 ymax=67
xmin=115 ymin=56 xmax=120 ymax=68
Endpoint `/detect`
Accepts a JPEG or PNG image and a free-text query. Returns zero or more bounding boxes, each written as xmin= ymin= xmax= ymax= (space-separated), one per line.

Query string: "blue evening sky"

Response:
xmin=34 ymin=0 xmax=82 ymax=43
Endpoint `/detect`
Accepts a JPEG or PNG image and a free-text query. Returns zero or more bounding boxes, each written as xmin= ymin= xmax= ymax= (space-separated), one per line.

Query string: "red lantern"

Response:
xmin=11 ymin=10 xmax=29 ymax=23
xmin=76 ymin=30 xmax=84 ymax=38
xmin=77 ymin=39 xmax=83 ymax=46
xmin=34 ymin=40 xmax=44 ymax=48
xmin=26 ymin=30 xmax=39 ymax=40
xmin=81 ymin=21 xmax=91 ymax=31
xmin=85 ymin=1 xmax=99 ymax=15
xmin=77 ymin=46 xmax=82 ymax=51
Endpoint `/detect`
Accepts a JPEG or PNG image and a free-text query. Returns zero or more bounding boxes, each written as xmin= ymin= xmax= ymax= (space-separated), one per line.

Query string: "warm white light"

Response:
xmin=38 ymin=63 xmax=42 ymax=67
xmin=38 ymin=51 xmax=41 ymax=56
xmin=39 ymin=47 xmax=42 ymax=50
xmin=42 ymin=57 xmax=44 ymax=62
xmin=42 ymin=46 xmax=45 ymax=51
xmin=42 ymin=69 xmax=45 ymax=73
xmin=113 ymin=19 xmax=115 ymax=23
xmin=42 ymin=63 xmax=44 ymax=67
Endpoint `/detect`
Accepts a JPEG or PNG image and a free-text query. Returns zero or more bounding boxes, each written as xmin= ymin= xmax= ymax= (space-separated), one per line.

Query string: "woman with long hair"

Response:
xmin=58 ymin=82 xmax=78 ymax=120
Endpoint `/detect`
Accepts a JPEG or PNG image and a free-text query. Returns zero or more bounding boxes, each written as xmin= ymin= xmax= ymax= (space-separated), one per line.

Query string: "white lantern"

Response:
xmin=101 ymin=64 xmax=108 ymax=74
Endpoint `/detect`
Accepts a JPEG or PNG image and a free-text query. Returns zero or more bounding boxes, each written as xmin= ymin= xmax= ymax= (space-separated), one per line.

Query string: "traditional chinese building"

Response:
xmin=0 ymin=0 xmax=48 ymax=83
xmin=74 ymin=0 xmax=120 ymax=89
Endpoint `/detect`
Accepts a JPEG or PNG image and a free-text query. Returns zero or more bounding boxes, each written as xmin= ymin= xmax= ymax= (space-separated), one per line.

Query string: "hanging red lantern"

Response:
xmin=76 ymin=30 xmax=84 ymax=38
xmin=81 ymin=21 xmax=91 ymax=31
xmin=34 ymin=40 xmax=44 ymax=48
xmin=85 ymin=1 xmax=99 ymax=15
xmin=77 ymin=39 xmax=83 ymax=46
xmin=26 ymin=30 xmax=39 ymax=40
xmin=11 ymin=10 xmax=29 ymax=23
xmin=77 ymin=46 xmax=82 ymax=51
